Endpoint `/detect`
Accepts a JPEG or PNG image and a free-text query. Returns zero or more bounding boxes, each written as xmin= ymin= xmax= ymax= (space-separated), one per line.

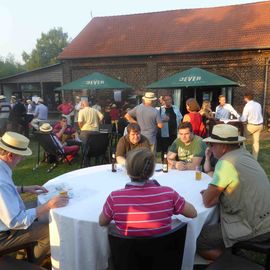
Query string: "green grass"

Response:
xmin=13 ymin=140 xmax=81 ymax=201
xmin=257 ymin=139 xmax=270 ymax=178
xmin=13 ymin=140 xmax=81 ymax=187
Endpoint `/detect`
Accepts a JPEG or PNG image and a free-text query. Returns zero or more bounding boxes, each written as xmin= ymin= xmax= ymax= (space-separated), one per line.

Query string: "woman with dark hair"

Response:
xmin=183 ymin=98 xmax=206 ymax=137
xmin=99 ymin=148 xmax=197 ymax=236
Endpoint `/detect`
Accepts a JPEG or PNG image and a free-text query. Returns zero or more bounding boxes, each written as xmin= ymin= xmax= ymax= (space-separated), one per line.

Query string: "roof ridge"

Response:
xmin=92 ymin=1 xmax=269 ymax=19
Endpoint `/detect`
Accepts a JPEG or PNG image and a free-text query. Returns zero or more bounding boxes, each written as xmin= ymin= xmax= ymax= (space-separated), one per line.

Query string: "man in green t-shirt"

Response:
xmin=198 ymin=124 xmax=270 ymax=261
xmin=167 ymin=122 xmax=207 ymax=170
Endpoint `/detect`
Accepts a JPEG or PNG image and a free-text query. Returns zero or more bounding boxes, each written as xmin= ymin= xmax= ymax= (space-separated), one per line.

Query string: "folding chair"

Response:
xmin=108 ymin=222 xmax=187 ymax=270
xmin=99 ymin=124 xmax=113 ymax=134
xmin=100 ymin=123 xmax=119 ymax=149
xmin=33 ymin=132 xmax=72 ymax=172
xmin=80 ymin=132 xmax=110 ymax=168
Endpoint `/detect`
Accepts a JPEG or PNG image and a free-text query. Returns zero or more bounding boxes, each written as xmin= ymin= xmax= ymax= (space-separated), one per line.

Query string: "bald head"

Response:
xmin=81 ymin=100 xmax=89 ymax=107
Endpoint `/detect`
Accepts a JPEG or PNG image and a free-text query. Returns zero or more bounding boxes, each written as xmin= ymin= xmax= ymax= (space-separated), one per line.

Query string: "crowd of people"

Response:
xmin=0 ymin=90 xmax=268 ymax=268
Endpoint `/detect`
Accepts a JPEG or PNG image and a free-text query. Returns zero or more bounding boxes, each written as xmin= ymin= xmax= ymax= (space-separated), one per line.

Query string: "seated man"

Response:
xmin=167 ymin=122 xmax=207 ymax=170
xmin=116 ymin=123 xmax=151 ymax=165
xmin=40 ymin=123 xmax=80 ymax=161
xmin=53 ymin=116 xmax=80 ymax=145
xmin=99 ymin=148 xmax=197 ymax=236
xmin=0 ymin=131 xmax=69 ymax=264
xmin=198 ymin=124 xmax=270 ymax=261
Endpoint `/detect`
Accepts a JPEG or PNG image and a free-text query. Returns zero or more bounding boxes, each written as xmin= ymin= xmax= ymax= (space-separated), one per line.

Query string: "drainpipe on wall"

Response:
xmin=263 ymin=57 xmax=270 ymax=122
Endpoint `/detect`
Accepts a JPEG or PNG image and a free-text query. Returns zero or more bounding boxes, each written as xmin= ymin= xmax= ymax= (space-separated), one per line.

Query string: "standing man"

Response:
xmin=159 ymin=95 xmax=182 ymax=156
xmin=78 ymin=99 xmax=104 ymax=146
xmin=31 ymin=98 xmax=48 ymax=130
xmin=240 ymin=93 xmax=264 ymax=160
xmin=167 ymin=122 xmax=207 ymax=170
xmin=0 ymin=131 xmax=69 ymax=264
xmin=0 ymin=95 xmax=11 ymax=135
xmin=8 ymin=98 xmax=27 ymax=135
xmin=125 ymin=92 xmax=163 ymax=151
xmin=215 ymin=95 xmax=240 ymax=120
xmin=198 ymin=124 xmax=270 ymax=260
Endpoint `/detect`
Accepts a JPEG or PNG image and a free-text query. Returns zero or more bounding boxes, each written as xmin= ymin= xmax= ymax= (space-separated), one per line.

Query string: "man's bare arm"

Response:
xmin=201 ymin=184 xmax=224 ymax=208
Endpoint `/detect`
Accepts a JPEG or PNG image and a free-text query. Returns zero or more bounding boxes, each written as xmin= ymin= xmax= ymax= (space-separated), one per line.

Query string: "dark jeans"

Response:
xmin=79 ymin=130 xmax=99 ymax=166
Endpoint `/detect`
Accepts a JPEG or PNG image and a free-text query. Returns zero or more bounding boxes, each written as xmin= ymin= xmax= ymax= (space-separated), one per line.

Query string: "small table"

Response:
xmin=210 ymin=119 xmax=244 ymax=136
xmin=39 ymin=165 xmax=217 ymax=270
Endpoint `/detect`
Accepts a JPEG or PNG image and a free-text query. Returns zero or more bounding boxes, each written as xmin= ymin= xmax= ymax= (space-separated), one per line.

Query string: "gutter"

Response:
xmin=263 ymin=57 xmax=270 ymax=122
xmin=58 ymin=47 xmax=270 ymax=61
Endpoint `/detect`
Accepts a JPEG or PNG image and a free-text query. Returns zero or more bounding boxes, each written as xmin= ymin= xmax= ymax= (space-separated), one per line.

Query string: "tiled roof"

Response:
xmin=59 ymin=1 xmax=270 ymax=59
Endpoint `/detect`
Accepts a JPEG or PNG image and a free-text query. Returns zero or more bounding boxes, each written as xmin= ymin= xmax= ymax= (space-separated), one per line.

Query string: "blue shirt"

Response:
xmin=215 ymin=103 xmax=240 ymax=120
xmin=0 ymin=160 xmax=36 ymax=231
xmin=34 ymin=103 xmax=48 ymax=120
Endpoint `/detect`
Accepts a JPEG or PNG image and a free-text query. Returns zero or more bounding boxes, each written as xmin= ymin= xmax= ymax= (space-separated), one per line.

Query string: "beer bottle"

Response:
xmin=112 ymin=153 xmax=117 ymax=172
xmin=162 ymin=153 xmax=168 ymax=173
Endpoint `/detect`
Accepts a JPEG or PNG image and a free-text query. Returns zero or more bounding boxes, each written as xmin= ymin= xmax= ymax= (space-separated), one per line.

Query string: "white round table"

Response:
xmin=39 ymin=164 xmax=217 ymax=270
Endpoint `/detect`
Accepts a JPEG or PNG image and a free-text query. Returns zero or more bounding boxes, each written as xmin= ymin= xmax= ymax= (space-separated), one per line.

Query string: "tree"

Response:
xmin=22 ymin=27 xmax=70 ymax=70
xmin=0 ymin=54 xmax=25 ymax=78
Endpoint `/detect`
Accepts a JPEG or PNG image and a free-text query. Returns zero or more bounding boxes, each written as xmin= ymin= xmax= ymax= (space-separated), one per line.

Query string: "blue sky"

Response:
xmin=0 ymin=0 xmax=264 ymax=63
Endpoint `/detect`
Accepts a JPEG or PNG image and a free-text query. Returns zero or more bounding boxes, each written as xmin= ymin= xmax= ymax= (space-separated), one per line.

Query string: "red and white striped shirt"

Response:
xmin=102 ymin=180 xmax=185 ymax=236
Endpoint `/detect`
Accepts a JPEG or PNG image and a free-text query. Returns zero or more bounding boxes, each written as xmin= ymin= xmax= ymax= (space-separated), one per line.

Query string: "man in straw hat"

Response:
xmin=0 ymin=131 xmax=69 ymax=264
xmin=125 ymin=92 xmax=163 ymax=151
xmin=197 ymin=124 xmax=270 ymax=261
xmin=39 ymin=122 xmax=80 ymax=161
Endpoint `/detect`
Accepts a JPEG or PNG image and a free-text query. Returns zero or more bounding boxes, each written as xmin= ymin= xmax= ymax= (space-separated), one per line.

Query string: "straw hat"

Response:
xmin=0 ymin=132 xmax=32 ymax=156
xmin=142 ymin=92 xmax=157 ymax=101
xmin=39 ymin=123 xmax=53 ymax=133
xmin=203 ymin=124 xmax=246 ymax=144
xmin=0 ymin=95 xmax=6 ymax=100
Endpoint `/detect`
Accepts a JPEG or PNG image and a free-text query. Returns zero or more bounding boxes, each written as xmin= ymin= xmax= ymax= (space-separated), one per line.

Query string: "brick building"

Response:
xmin=58 ymin=1 xmax=270 ymax=119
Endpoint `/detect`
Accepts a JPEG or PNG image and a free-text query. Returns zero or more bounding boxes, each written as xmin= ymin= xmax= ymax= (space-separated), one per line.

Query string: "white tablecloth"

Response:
xmin=39 ymin=164 xmax=217 ymax=270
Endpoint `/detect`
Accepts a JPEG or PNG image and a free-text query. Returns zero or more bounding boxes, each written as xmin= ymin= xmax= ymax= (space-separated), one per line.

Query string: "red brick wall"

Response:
xmin=61 ymin=49 xmax=270 ymax=119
